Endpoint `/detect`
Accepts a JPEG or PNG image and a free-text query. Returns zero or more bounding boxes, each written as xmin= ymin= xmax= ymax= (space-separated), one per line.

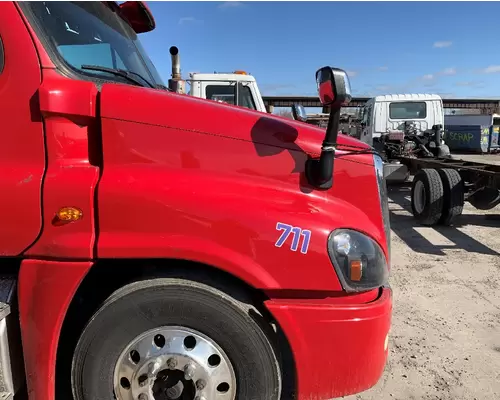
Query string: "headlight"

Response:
xmin=328 ymin=229 xmax=389 ymax=292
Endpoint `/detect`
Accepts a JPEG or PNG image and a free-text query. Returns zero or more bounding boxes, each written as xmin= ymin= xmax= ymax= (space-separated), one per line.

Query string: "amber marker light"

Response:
xmin=53 ymin=206 xmax=83 ymax=226
xmin=349 ymin=260 xmax=363 ymax=282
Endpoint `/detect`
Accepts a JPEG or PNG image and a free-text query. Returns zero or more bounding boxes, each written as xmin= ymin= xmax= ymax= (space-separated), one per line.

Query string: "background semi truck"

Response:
xmin=0 ymin=2 xmax=392 ymax=400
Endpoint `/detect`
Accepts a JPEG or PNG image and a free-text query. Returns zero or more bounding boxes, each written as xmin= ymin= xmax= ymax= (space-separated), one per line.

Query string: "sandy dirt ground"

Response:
xmin=344 ymin=182 xmax=500 ymax=400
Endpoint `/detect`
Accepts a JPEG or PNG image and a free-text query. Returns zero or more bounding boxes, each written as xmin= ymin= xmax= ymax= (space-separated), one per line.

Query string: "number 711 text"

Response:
xmin=274 ymin=222 xmax=311 ymax=254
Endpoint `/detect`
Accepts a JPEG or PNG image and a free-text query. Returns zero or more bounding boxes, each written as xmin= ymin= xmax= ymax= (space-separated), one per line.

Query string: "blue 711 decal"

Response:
xmin=275 ymin=222 xmax=311 ymax=254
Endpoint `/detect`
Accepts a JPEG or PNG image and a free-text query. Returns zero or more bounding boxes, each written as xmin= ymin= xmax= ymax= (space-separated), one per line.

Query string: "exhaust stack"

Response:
xmin=168 ymin=46 xmax=186 ymax=94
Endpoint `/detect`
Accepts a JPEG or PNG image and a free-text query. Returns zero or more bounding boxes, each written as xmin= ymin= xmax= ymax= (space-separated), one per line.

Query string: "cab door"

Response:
xmin=0 ymin=5 xmax=46 ymax=255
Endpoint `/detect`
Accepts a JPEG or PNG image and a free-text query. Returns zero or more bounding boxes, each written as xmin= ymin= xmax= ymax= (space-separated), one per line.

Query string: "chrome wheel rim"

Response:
xmin=113 ymin=326 xmax=236 ymax=400
xmin=414 ymin=180 xmax=426 ymax=214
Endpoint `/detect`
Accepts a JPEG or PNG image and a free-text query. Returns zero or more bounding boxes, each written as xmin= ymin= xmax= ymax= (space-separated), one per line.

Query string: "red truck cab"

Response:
xmin=0 ymin=2 xmax=392 ymax=400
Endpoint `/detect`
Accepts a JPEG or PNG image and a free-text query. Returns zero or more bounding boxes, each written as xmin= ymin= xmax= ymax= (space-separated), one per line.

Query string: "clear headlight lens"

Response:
xmin=328 ymin=229 xmax=389 ymax=292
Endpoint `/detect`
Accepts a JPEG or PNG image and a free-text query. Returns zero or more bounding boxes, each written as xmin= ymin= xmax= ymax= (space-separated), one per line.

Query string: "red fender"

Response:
xmin=18 ymin=259 xmax=93 ymax=399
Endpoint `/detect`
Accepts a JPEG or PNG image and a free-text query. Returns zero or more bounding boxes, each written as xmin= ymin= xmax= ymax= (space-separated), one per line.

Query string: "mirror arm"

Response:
xmin=324 ymin=107 xmax=340 ymax=145
xmin=305 ymin=107 xmax=341 ymax=190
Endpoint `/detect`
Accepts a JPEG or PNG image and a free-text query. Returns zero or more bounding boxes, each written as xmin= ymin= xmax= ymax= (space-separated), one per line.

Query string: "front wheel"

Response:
xmin=71 ymin=277 xmax=282 ymax=400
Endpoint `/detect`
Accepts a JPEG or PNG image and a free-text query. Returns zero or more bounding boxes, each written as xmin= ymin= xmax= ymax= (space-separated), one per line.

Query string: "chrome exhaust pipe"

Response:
xmin=170 ymin=46 xmax=181 ymax=79
xmin=168 ymin=46 xmax=186 ymax=93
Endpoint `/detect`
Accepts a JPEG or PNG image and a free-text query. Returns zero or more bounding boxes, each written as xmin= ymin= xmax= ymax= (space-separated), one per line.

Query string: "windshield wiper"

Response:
xmin=154 ymin=83 xmax=171 ymax=91
xmin=81 ymin=64 xmax=156 ymax=89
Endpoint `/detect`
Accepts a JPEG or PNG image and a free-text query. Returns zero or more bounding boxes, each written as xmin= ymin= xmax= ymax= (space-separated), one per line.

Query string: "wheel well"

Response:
xmin=55 ymin=259 xmax=296 ymax=399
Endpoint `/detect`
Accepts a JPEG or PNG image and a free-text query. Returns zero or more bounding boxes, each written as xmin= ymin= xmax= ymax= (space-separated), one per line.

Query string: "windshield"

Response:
xmin=20 ymin=1 xmax=165 ymax=87
xmin=389 ymin=102 xmax=427 ymax=119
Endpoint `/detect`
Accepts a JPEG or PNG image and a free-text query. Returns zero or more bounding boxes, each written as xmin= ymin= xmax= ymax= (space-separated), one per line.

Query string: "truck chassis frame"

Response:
xmin=397 ymin=156 xmax=500 ymax=226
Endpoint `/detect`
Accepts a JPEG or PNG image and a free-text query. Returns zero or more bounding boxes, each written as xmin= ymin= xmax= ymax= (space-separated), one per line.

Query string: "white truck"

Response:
xmin=357 ymin=94 xmax=500 ymax=221
xmin=168 ymin=46 xmax=268 ymax=112
xmin=188 ymin=71 xmax=267 ymax=112
xmin=357 ymin=93 xmax=451 ymax=182
xmin=359 ymin=94 xmax=445 ymax=146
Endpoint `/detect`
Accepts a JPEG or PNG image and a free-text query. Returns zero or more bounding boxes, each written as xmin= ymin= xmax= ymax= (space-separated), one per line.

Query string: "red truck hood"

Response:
xmin=99 ymin=84 xmax=371 ymax=162
xmin=96 ymin=83 xmax=389 ymax=277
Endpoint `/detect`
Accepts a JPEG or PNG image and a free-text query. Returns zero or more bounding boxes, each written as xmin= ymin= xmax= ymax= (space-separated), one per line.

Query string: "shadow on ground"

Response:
xmin=387 ymin=182 xmax=500 ymax=257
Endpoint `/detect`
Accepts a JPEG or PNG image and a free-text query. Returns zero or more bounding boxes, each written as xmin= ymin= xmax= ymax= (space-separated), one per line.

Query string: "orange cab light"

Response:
xmin=54 ymin=207 xmax=83 ymax=225
xmin=350 ymin=260 xmax=363 ymax=282
xmin=233 ymin=70 xmax=247 ymax=75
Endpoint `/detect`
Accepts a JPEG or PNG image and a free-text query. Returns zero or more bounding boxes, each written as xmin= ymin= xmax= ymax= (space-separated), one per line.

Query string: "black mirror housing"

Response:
xmin=305 ymin=66 xmax=353 ymax=190
xmin=315 ymin=67 xmax=352 ymax=110
xmin=119 ymin=1 xmax=156 ymax=33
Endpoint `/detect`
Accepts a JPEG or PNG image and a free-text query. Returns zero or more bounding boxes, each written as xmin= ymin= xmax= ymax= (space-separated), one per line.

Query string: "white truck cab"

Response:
xmin=167 ymin=46 xmax=267 ymax=113
xmin=360 ymin=94 xmax=444 ymax=145
xmin=188 ymin=71 xmax=267 ymax=113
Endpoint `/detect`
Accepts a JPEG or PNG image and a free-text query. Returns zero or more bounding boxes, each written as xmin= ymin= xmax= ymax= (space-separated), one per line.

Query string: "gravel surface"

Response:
xmin=344 ymin=183 xmax=500 ymax=400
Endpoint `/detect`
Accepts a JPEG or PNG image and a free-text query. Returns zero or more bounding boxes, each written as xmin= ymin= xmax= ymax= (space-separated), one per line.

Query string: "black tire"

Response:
xmin=411 ymin=168 xmax=444 ymax=226
xmin=438 ymin=168 xmax=464 ymax=226
xmin=468 ymin=187 xmax=500 ymax=210
xmin=71 ymin=278 xmax=282 ymax=400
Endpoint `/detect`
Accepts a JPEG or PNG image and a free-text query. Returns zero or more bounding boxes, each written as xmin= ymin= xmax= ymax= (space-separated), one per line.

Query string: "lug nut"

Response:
xmin=194 ymin=396 xmax=206 ymax=400
xmin=196 ymin=379 xmax=206 ymax=390
xmin=138 ymin=374 xmax=148 ymax=387
xmin=167 ymin=357 xmax=177 ymax=370
xmin=184 ymin=363 xmax=195 ymax=380
xmin=148 ymin=359 xmax=162 ymax=377
xmin=138 ymin=394 xmax=148 ymax=400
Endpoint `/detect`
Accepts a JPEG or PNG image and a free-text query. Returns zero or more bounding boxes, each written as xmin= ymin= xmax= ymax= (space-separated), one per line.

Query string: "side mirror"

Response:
xmin=292 ymin=104 xmax=308 ymax=122
xmin=305 ymin=67 xmax=353 ymax=190
xmin=315 ymin=67 xmax=352 ymax=110
xmin=119 ymin=1 xmax=156 ymax=33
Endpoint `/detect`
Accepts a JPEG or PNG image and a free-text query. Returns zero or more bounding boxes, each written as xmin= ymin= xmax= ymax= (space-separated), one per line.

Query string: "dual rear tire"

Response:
xmin=411 ymin=168 xmax=464 ymax=226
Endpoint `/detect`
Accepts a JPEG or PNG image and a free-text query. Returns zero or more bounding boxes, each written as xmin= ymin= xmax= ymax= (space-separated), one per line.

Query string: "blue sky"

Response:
xmin=139 ymin=1 xmax=500 ymax=99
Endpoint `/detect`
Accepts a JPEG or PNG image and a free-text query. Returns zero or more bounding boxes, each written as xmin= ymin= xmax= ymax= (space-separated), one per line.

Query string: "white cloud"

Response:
xmin=218 ymin=1 xmax=244 ymax=9
xmin=178 ymin=17 xmax=202 ymax=25
xmin=481 ymin=65 xmax=500 ymax=74
xmin=455 ymin=81 xmax=483 ymax=87
xmin=433 ymin=41 xmax=453 ymax=48
xmin=378 ymin=66 xmax=389 ymax=71
xmin=346 ymin=70 xmax=358 ymax=77
xmin=422 ymin=74 xmax=434 ymax=80
xmin=441 ymin=67 xmax=456 ymax=76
